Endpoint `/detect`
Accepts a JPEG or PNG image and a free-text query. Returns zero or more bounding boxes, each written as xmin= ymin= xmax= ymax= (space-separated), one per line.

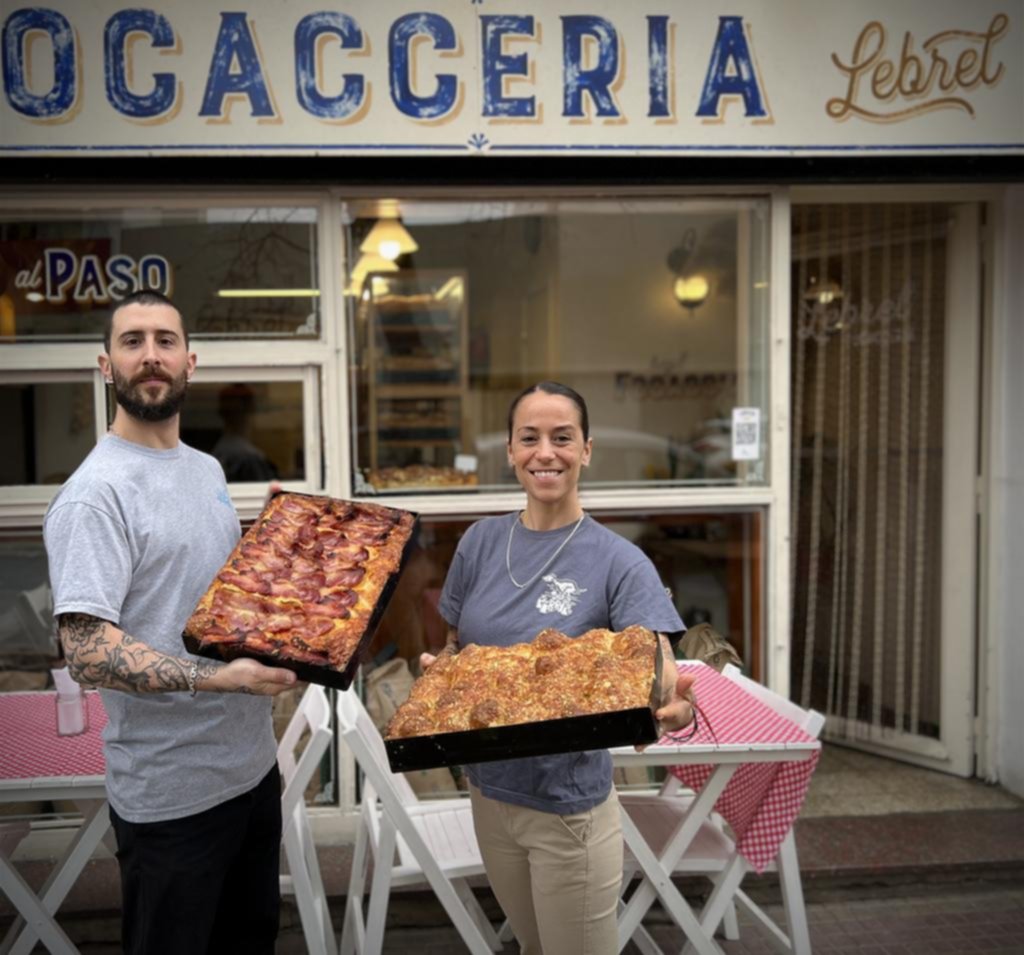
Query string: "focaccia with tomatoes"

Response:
xmin=184 ymin=493 xmax=415 ymax=683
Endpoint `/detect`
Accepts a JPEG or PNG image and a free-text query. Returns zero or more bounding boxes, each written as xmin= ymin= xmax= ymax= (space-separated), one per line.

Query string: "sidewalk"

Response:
xmin=22 ymin=877 xmax=1024 ymax=953
xmin=4 ymin=744 xmax=1024 ymax=951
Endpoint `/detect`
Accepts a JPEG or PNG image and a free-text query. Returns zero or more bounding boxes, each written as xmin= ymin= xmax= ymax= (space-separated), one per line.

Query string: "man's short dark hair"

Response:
xmin=104 ymin=289 xmax=188 ymax=353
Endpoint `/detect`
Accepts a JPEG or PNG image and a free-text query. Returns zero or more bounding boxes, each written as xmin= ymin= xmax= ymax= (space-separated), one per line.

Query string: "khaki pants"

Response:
xmin=469 ymin=784 xmax=622 ymax=955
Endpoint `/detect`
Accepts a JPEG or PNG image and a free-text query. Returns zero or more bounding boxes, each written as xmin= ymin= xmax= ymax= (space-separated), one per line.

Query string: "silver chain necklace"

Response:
xmin=506 ymin=512 xmax=586 ymax=589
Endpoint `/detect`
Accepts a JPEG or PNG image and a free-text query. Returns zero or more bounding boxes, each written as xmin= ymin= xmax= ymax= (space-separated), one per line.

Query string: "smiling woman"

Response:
xmin=506 ymin=382 xmax=592 ymax=530
xmin=423 ymin=379 xmax=694 ymax=955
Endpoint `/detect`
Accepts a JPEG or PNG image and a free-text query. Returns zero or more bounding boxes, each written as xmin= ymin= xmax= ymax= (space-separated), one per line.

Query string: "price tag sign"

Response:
xmin=454 ymin=454 xmax=478 ymax=473
xmin=731 ymin=408 xmax=761 ymax=461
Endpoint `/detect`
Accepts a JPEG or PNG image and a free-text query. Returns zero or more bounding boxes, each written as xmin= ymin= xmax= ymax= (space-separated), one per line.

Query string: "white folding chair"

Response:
xmin=336 ymin=691 xmax=503 ymax=955
xmin=278 ymin=683 xmax=336 ymax=955
xmin=619 ymin=664 xmax=824 ymax=955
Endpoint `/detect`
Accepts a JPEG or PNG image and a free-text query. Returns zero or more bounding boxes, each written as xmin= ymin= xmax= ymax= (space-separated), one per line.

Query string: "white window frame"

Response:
xmin=0 ymin=190 xmax=343 ymax=523
xmin=0 ymin=369 xmax=107 ymax=523
xmin=186 ymin=363 xmax=323 ymax=520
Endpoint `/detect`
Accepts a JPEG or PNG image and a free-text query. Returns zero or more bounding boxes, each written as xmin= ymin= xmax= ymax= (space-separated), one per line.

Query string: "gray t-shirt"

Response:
xmin=439 ymin=513 xmax=684 ymax=814
xmin=44 ymin=434 xmax=277 ymax=823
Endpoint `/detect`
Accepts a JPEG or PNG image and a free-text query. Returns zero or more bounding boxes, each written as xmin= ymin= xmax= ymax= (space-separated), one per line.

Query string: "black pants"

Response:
xmin=109 ymin=764 xmax=282 ymax=955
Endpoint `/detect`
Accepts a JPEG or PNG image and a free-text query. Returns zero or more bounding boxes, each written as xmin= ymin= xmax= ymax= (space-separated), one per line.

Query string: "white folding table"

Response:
xmin=610 ymin=663 xmax=821 ymax=955
xmin=0 ymin=691 xmax=109 ymax=955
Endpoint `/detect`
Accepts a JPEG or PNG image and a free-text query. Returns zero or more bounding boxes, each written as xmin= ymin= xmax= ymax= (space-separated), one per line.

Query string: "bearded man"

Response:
xmin=43 ymin=289 xmax=296 ymax=955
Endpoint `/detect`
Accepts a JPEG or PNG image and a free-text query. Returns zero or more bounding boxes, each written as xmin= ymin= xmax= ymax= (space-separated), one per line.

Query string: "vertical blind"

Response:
xmin=790 ymin=204 xmax=951 ymax=742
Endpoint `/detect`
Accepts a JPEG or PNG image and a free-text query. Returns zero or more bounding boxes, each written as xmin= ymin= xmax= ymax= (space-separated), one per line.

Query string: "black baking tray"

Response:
xmin=385 ymin=633 xmax=663 ymax=772
xmin=183 ymin=492 xmax=418 ymax=691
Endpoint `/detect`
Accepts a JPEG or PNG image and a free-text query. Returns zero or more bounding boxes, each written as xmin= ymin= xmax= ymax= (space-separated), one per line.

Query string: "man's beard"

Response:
xmin=111 ymin=367 xmax=189 ymax=422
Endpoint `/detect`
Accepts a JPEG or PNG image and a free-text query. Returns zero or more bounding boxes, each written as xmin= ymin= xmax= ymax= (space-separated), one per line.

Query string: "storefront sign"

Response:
xmin=1 ymin=241 xmax=172 ymax=306
xmin=1 ymin=1 xmax=1020 ymax=156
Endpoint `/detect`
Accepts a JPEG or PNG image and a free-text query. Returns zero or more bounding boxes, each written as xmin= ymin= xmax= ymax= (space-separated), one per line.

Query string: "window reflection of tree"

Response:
xmin=189 ymin=209 xmax=317 ymax=336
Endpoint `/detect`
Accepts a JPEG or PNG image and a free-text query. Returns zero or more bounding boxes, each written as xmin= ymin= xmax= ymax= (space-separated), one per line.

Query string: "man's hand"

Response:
xmin=201 ymin=658 xmax=297 ymax=696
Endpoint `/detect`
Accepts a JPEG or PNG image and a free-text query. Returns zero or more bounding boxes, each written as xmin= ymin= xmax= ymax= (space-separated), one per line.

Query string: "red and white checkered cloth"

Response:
xmin=661 ymin=663 xmax=821 ymax=873
xmin=0 ymin=692 xmax=107 ymax=780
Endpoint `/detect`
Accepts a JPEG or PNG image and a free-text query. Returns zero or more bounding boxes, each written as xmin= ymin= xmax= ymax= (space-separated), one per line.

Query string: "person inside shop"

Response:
xmin=422 ymin=380 xmax=698 ymax=955
xmin=43 ymin=289 xmax=297 ymax=955
xmin=212 ymin=382 xmax=279 ymax=482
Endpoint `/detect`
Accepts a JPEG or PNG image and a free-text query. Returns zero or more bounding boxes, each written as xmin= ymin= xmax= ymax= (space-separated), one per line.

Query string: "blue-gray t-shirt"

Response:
xmin=43 ymin=435 xmax=278 ymax=823
xmin=438 ymin=513 xmax=684 ymax=814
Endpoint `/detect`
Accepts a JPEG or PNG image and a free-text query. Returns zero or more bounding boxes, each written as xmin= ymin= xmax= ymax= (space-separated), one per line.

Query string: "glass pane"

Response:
xmin=0 ymin=531 xmax=57 ymax=685
xmin=598 ymin=510 xmax=761 ymax=677
xmin=367 ymin=507 xmax=761 ymax=692
xmin=362 ymin=507 xmax=761 ymax=796
xmin=0 ymin=206 xmax=319 ymax=340
xmin=346 ymin=199 xmax=770 ymax=493
xmin=790 ymin=203 xmax=954 ymax=741
xmin=0 ymin=381 xmax=95 ymax=485
xmin=180 ymin=380 xmax=305 ymax=482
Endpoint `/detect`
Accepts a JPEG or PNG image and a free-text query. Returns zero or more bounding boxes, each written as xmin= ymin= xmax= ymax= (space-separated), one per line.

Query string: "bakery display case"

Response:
xmin=355 ymin=270 xmax=476 ymax=491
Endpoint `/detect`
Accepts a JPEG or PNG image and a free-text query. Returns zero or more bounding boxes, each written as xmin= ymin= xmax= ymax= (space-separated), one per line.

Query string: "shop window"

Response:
xmin=0 ymin=379 xmax=95 ymax=486
xmin=0 ymin=206 xmax=320 ymax=341
xmin=179 ymin=379 xmax=307 ymax=483
xmin=345 ymin=199 xmax=771 ymax=493
xmin=367 ymin=509 xmax=760 ymax=674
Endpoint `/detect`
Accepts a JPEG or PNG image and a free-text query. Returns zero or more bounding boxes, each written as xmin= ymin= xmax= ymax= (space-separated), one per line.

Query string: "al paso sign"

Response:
xmin=1 ymin=0 xmax=1021 ymax=157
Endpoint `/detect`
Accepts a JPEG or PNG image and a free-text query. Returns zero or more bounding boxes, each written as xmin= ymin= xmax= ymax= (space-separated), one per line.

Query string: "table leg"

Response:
xmin=776 ymin=830 xmax=811 ymax=955
xmin=0 ymin=859 xmax=78 ymax=955
xmin=3 ymin=800 xmax=109 ymax=955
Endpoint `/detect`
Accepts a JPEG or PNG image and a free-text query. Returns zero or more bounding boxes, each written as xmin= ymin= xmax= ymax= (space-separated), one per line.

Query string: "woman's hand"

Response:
xmin=419 ymin=652 xmax=438 ymax=672
xmin=654 ymin=670 xmax=697 ymax=734
xmin=637 ymin=634 xmax=697 ymax=750
xmin=420 ymin=630 xmax=459 ymax=674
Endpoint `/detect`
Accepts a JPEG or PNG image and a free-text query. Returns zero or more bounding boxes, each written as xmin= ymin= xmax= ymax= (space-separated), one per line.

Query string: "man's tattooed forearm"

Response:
xmin=196 ymin=660 xmax=221 ymax=685
xmin=57 ymin=613 xmax=221 ymax=694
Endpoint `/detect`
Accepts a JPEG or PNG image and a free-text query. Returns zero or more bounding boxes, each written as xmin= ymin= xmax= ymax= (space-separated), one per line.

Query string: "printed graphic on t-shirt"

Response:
xmin=536 ymin=574 xmax=587 ymax=616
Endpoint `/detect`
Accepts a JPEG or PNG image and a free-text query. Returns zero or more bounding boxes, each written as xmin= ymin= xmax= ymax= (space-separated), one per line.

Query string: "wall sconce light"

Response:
xmin=674 ymin=274 xmax=710 ymax=312
xmin=667 ymin=228 xmax=710 ymax=314
xmin=803 ymin=276 xmax=843 ymax=305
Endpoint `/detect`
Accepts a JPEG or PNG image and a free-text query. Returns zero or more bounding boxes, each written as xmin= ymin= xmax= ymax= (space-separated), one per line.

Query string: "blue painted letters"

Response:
xmin=104 ymin=9 xmax=177 ymax=119
xmin=200 ymin=12 xmax=274 ymax=118
xmin=647 ymin=15 xmax=670 ymax=118
xmin=389 ymin=13 xmax=458 ymax=119
xmin=480 ymin=15 xmax=535 ymax=118
xmin=2 ymin=8 xmax=76 ymax=118
xmin=562 ymin=15 xmax=620 ymax=118
xmin=697 ymin=16 xmax=767 ymax=117
xmin=40 ymin=249 xmax=171 ymax=303
xmin=294 ymin=12 xmax=365 ymax=120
